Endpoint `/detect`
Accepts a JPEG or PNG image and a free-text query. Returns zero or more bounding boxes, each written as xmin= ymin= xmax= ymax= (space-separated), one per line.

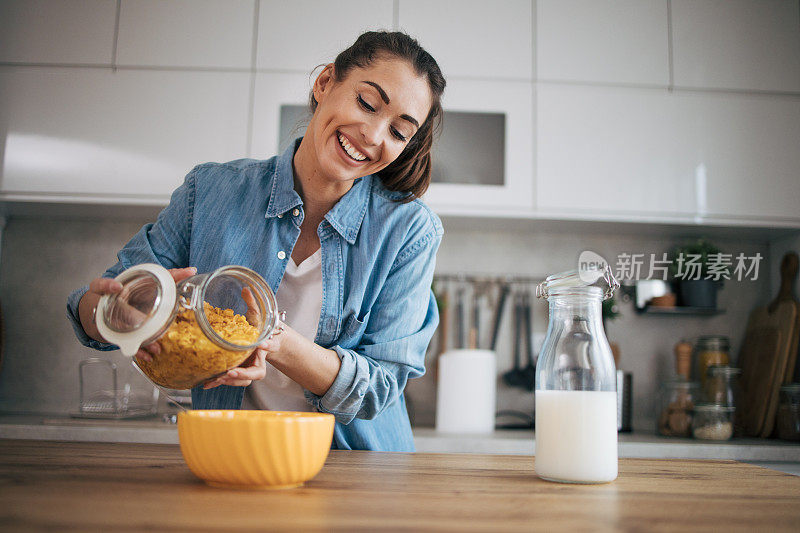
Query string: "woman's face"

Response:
xmin=307 ymin=57 xmax=433 ymax=183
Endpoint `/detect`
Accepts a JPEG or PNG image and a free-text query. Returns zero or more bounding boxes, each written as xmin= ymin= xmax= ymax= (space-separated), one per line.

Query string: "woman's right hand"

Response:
xmin=79 ymin=267 xmax=198 ymax=362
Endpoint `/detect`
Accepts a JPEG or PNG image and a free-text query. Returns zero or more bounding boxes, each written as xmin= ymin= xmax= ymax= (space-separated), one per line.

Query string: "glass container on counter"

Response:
xmin=535 ymin=265 xmax=619 ymax=484
xmin=96 ymin=263 xmax=280 ymax=390
xmin=776 ymin=384 xmax=800 ymax=441
xmin=658 ymin=380 xmax=700 ymax=437
xmin=696 ymin=335 xmax=730 ymax=388
xmin=692 ymin=403 xmax=735 ymax=440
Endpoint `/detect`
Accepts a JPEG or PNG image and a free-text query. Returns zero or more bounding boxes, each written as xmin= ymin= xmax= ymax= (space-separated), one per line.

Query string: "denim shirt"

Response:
xmin=66 ymin=138 xmax=443 ymax=452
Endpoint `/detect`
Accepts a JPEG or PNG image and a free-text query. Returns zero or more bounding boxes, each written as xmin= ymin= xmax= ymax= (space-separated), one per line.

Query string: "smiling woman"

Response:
xmin=67 ymin=31 xmax=447 ymax=452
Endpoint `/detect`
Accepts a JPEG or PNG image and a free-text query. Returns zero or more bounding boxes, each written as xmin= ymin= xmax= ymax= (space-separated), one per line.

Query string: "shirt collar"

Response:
xmin=265 ymin=137 xmax=372 ymax=245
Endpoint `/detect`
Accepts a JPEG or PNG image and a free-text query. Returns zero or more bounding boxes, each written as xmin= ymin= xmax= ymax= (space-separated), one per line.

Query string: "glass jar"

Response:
xmin=534 ymin=266 xmax=618 ymax=484
xmin=776 ymin=384 xmax=800 ymax=441
xmin=692 ymin=403 xmax=735 ymax=440
xmin=657 ymin=379 xmax=700 ymax=437
xmin=703 ymin=365 xmax=741 ymax=406
xmin=695 ymin=335 xmax=729 ymax=388
xmin=96 ymin=263 xmax=280 ymax=390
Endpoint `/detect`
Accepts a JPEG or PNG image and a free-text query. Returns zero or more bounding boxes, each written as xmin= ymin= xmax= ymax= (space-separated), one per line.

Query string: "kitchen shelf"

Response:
xmin=635 ymin=306 xmax=726 ymax=316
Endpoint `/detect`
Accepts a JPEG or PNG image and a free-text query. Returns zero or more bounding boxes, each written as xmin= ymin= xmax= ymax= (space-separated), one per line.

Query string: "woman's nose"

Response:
xmin=359 ymin=118 xmax=383 ymax=146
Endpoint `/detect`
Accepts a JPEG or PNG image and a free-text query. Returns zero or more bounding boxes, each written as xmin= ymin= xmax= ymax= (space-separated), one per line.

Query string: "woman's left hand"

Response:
xmin=201 ymin=322 xmax=288 ymax=389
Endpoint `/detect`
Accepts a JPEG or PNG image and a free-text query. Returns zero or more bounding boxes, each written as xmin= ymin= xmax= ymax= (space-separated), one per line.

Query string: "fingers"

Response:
xmin=241 ymin=287 xmax=262 ymax=327
xmin=89 ymin=277 xmax=123 ymax=296
xmin=169 ymin=266 xmax=197 ymax=283
xmin=134 ymin=342 xmax=161 ymax=363
xmin=203 ymin=349 xmax=267 ymax=389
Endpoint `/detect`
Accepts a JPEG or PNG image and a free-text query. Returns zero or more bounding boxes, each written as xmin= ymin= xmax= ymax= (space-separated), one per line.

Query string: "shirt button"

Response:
xmin=293 ymin=208 xmax=300 ymax=217
xmin=277 ymin=213 xmax=283 ymax=218
xmin=277 ymin=251 xmax=286 ymax=260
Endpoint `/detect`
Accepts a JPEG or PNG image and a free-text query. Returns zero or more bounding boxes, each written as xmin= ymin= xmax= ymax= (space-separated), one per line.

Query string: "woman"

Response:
xmin=66 ymin=31 xmax=446 ymax=452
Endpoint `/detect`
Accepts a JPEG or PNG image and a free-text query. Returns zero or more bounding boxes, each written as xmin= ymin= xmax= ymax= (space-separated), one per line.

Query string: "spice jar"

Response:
xmin=776 ymin=384 xmax=800 ymax=441
xmin=96 ymin=263 xmax=280 ymax=390
xmin=695 ymin=335 xmax=729 ymax=388
xmin=658 ymin=380 xmax=700 ymax=437
xmin=692 ymin=403 xmax=735 ymax=441
xmin=704 ymin=365 xmax=741 ymax=406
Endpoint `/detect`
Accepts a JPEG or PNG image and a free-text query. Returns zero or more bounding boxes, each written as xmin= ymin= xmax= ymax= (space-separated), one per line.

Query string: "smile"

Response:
xmin=337 ymin=132 xmax=368 ymax=162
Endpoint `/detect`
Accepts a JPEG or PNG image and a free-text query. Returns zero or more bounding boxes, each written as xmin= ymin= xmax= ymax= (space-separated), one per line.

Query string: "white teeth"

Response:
xmin=338 ymin=133 xmax=366 ymax=161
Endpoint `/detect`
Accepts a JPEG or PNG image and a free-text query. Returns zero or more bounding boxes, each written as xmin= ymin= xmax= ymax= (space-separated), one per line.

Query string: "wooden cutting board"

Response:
xmin=738 ymin=253 xmax=799 ymax=437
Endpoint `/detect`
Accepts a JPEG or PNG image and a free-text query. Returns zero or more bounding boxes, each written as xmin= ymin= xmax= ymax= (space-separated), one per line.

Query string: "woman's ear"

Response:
xmin=312 ymin=64 xmax=335 ymax=105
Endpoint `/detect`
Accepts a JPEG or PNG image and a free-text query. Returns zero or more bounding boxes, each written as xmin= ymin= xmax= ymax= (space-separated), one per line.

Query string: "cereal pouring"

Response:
xmin=95 ymin=264 xmax=280 ymax=390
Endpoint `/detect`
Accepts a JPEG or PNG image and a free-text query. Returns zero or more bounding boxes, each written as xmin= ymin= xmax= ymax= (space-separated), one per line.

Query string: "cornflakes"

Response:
xmin=136 ymin=302 xmax=260 ymax=389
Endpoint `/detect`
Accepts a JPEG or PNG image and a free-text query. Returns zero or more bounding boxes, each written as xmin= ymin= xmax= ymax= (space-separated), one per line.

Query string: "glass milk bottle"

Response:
xmin=534 ymin=267 xmax=619 ymax=483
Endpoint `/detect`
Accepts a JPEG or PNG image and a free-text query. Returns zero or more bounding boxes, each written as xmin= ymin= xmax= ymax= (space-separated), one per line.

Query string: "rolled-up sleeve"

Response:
xmin=65 ymin=169 xmax=196 ymax=350
xmin=306 ymin=230 xmax=441 ymax=424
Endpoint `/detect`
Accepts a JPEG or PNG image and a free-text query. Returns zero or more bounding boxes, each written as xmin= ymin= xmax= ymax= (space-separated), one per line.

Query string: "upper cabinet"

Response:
xmin=116 ymin=0 xmax=255 ymax=69
xmin=398 ymin=0 xmax=533 ymax=80
xmin=0 ymin=67 xmax=250 ymax=201
xmin=672 ymin=0 xmax=800 ymax=93
xmin=537 ymin=0 xmax=670 ymax=86
xmin=536 ymin=83 xmax=692 ymax=218
xmin=256 ymin=0 xmax=393 ymax=71
xmin=0 ymin=0 xmax=117 ymax=65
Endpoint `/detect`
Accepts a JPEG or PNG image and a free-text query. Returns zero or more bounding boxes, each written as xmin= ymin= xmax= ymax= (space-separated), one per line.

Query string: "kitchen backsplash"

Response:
xmin=0 ymin=215 xmax=780 ymax=431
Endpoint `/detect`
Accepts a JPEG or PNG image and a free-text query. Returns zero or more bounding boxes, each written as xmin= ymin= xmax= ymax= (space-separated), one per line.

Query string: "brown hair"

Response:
xmin=310 ymin=31 xmax=446 ymax=202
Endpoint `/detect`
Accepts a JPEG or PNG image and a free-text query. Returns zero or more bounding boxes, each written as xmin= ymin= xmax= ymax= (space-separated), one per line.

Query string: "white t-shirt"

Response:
xmin=242 ymin=248 xmax=322 ymax=412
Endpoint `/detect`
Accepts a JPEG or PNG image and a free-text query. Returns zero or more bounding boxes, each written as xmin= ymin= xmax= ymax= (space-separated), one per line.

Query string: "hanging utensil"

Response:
xmin=455 ymin=283 xmax=466 ymax=349
xmin=468 ymin=285 xmax=480 ymax=349
xmin=503 ymin=291 xmax=527 ymax=388
xmin=490 ymin=282 xmax=510 ymax=352
xmin=521 ymin=288 xmax=537 ymax=391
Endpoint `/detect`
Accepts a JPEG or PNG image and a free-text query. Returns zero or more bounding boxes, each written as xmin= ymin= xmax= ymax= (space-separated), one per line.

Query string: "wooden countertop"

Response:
xmin=1 ymin=439 xmax=798 ymax=531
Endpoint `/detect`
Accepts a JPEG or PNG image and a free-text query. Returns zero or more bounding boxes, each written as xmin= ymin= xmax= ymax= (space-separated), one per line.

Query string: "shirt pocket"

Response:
xmin=341 ymin=310 xmax=370 ymax=347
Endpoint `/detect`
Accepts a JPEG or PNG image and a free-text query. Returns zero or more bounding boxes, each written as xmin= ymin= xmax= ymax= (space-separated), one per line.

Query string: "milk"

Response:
xmin=534 ymin=390 xmax=618 ymax=483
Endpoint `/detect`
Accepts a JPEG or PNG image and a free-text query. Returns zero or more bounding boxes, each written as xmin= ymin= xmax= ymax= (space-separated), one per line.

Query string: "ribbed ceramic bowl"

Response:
xmin=178 ymin=410 xmax=335 ymax=489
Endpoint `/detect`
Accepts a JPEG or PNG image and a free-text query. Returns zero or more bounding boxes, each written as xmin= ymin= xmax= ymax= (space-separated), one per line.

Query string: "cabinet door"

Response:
xmin=672 ymin=0 xmax=800 ymax=93
xmin=673 ymin=91 xmax=800 ymax=222
xmin=423 ymin=79 xmax=534 ymax=210
xmin=537 ymin=83 xmax=694 ymax=218
xmin=116 ymin=0 xmax=255 ymax=69
xmin=536 ymin=0 xmax=669 ymax=86
xmin=256 ymin=0 xmax=393 ymax=71
xmin=398 ymin=0 xmax=533 ymax=80
xmin=0 ymin=0 xmax=116 ymax=65
xmin=0 ymin=67 xmax=250 ymax=201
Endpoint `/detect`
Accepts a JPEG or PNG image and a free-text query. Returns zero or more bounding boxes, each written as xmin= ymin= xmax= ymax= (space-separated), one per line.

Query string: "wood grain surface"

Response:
xmin=0 ymin=439 xmax=799 ymax=532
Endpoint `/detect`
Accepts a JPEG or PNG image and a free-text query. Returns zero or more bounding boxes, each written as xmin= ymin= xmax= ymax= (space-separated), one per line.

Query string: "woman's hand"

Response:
xmin=78 ymin=266 xmax=198 ymax=361
xmin=202 ymin=321 xmax=288 ymax=389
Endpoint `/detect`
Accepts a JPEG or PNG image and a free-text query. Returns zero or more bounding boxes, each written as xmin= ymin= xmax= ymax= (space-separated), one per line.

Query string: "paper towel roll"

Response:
xmin=435 ymin=349 xmax=497 ymax=434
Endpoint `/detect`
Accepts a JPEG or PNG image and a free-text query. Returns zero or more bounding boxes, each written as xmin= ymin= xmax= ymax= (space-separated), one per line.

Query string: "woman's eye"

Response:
xmin=390 ymin=127 xmax=407 ymax=142
xmin=357 ymin=95 xmax=375 ymax=112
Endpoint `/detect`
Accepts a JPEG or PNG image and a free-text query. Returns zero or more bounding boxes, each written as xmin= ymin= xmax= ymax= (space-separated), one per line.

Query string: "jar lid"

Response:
xmin=663 ymin=378 xmax=700 ymax=390
xmin=707 ymin=365 xmax=741 ymax=377
xmin=95 ymin=263 xmax=177 ymax=357
xmin=536 ymin=264 xmax=619 ymax=301
xmin=693 ymin=403 xmax=735 ymax=412
xmin=696 ymin=335 xmax=730 ymax=351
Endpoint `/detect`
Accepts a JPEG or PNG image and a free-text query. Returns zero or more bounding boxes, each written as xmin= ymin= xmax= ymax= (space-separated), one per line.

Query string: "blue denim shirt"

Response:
xmin=66 ymin=138 xmax=443 ymax=452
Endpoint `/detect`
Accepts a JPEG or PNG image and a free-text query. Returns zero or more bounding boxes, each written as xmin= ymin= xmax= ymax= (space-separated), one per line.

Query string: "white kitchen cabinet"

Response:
xmin=672 ymin=90 xmax=800 ymax=222
xmin=672 ymin=0 xmax=800 ymax=93
xmin=256 ymin=0 xmax=393 ymax=71
xmin=536 ymin=0 xmax=670 ymax=86
xmin=537 ymin=83 xmax=693 ymax=218
xmin=0 ymin=0 xmax=117 ymax=65
xmin=0 ymin=67 xmax=250 ymax=202
xmin=423 ymin=79 xmax=534 ymax=210
xmin=398 ymin=0 xmax=533 ymax=80
xmin=116 ymin=0 xmax=255 ymax=69
xmin=537 ymin=82 xmax=800 ymax=223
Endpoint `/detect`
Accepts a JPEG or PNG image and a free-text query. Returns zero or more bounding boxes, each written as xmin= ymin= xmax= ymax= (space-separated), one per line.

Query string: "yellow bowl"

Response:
xmin=178 ymin=410 xmax=335 ymax=490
